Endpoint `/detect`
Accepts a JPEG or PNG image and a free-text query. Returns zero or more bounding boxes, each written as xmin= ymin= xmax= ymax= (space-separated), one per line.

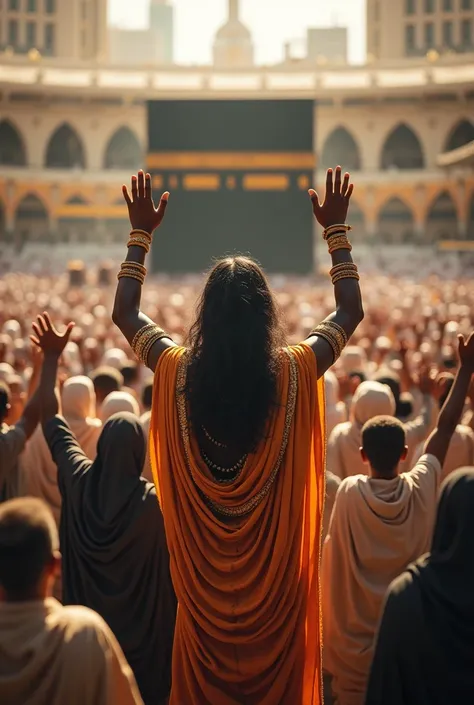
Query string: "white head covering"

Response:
xmin=327 ymin=381 xmax=396 ymax=481
xmin=325 ymin=371 xmax=347 ymax=436
xmin=62 ymin=376 xmax=96 ymax=421
xmin=2 ymin=320 xmax=21 ymax=339
xmin=350 ymin=381 xmax=396 ymax=428
xmin=0 ymin=362 xmax=15 ymax=382
xmin=340 ymin=346 xmax=367 ymax=375
xmin=100 ymin=391 xmax=140 ymax=422
xmin=102 ymin=348 xmax=128 ymax=370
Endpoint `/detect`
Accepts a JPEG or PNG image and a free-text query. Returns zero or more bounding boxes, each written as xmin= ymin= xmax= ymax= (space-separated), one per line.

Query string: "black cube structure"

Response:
xmin=147 ymin=100 xmax=315 ymax=274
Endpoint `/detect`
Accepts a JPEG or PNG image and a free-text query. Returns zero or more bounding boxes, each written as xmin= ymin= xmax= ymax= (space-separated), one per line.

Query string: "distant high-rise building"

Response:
xmin=213 ymin=0 xmax=254 ymax=68
xmin=307 ymin=27 xmax=348 ymax=64
xmin=109 ymin=0 xmax=174 ymax=66
xmin=0 ymin=0 xmax=108 ymax=60
xmin=367 ymin=0 xmax=474 ymax=61
xmin=149 ymin=0 xmax=174 ymax=65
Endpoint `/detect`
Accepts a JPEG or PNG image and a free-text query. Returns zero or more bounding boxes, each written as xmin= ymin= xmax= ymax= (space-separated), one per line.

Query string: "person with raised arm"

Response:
xmin=322 ymin=332 xmax=474 ymax=705
xmin=30 ymin=314 xmax=176 ymax=705
xmin=112 ymin=166 xmax=363 ymax=705
xmin=0 ymin=349 xmax=42 ymax=502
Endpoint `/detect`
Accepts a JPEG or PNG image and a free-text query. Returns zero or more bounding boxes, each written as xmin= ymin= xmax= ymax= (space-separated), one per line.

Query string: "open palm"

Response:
xmin=309 ymin=166 xmax=354 ymax=229
xmin=30 ymin=313 xmax=75 ymax=357
xmin=123 ymin=170 xmax=169 ymax=235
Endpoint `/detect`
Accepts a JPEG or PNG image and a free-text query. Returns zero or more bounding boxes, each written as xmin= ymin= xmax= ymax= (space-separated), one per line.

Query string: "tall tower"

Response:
xmin=149 ymin=0 xmax=174 ymax=65
xmin=213 ymin=0 xmax=254 ymax=68
xmin=0 ymin=0 xmax=108 ymax=60
xmin=367 ymin=0 xmax=474 ymax=62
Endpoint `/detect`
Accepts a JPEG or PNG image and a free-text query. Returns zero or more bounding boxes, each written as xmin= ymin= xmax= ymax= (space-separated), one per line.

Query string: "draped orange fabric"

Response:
xmin=150 ymin=343 xmax=326 ymax=705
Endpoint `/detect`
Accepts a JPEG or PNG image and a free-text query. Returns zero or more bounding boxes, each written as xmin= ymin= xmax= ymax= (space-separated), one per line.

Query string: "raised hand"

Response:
xmin=308 ymin=166 xmax=354 ymax=229
xmin=458 ymin=332 xmax=474 ymax=372
xmin=30 ymin=313 xmax=75 ymax=358
xmin=122 ymin=170 xmax=169 ymax=235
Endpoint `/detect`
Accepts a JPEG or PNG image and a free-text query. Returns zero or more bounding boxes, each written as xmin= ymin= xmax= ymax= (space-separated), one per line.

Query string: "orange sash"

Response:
xmin=150 ymin=343 xmax=325 ymax=704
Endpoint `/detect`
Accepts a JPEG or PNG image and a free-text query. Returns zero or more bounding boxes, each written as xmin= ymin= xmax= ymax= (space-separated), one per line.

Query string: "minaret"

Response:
xmin=229 ymin=0 xmax=239 ymax=21
xmin=213 ymin=0 xmax=254 ymax=68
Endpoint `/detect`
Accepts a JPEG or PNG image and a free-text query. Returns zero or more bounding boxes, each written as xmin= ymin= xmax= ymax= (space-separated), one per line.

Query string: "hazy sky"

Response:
xmin=108 ymin=0 xmax=366 ymax=65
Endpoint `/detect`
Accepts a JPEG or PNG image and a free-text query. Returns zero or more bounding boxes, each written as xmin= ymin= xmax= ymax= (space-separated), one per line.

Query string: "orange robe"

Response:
xmin=150 ymin=344 xmax=325 ymax=705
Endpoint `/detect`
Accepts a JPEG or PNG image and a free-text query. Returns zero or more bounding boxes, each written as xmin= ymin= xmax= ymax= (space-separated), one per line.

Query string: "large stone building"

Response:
xmin=0 ymin=0 xmax=108 ymax=60
xmin=0 ymin=0 xmax=473 ymax=263
xmin=109 ymin=0 xmax=174 ymax=67
xmin=367 ymin=0 xmax=474 ymax=61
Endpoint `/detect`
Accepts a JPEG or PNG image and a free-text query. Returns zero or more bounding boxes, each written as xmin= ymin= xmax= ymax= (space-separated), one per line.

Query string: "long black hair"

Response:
xmin=185 ymin=256 xmax=285 ymax=455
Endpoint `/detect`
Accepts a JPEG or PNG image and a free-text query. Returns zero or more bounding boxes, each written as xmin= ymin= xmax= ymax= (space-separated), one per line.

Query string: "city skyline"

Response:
xmin=109 ymin=0 xmax=366 ymax=65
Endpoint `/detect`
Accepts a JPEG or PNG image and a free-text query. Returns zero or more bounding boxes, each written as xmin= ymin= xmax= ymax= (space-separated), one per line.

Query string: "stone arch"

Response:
xmin=14 ymin=193 xmax=50 ymax=244
xmin=380 ymin=123 xmax=425 ymax=171
xmin=444 ymin=119 xmax=474 ymax=152
xmin=104 ymin=126 xmax=143 ymax=170
xmin=0 ymin=119 xmax=27 ymax=166
xmin=378 ymin=197 xmax=415 ymax=243
xmin=320 ymin=126 xmax=361 ymax=171
xmin=65 ymin=194 xmax=89 ymax=205
xmin=426 ymin=191 xmax=459 ymax=241
xmin=45 ymin=123 xmax=85 ymax=169
xmin=348 ymin=199 xmax=367 ymax=238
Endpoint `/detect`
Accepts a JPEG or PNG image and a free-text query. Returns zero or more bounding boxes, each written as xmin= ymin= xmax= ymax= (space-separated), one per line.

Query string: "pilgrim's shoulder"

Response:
xmin=337 ymin=473 xmax=368 ymax=499
xmin=328 ymin=421 xmax=352 ymax=442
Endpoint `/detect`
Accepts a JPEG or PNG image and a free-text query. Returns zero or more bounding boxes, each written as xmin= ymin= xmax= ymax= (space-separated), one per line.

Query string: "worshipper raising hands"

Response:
xmin=0 ymin=343 xmax=42 ymax=502
xmin=22 ymin=375 xmax=102 ymax=529
xmin=30 ymin=313 xmax=176 ymax=705
xmin=112 ymin=168 xmax=363 ymax=705
xmin=0 ymin=497 xmax=143 ymax=705
xmin=322 ymin=331 xmax=474 ymax=705
xmin=366 ymin=467 xmax=474 ymax=705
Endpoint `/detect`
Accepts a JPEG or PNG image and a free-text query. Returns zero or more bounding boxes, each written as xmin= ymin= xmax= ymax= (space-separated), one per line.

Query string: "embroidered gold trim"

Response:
xmin=176 ymin=348 xmax=298 ymax=518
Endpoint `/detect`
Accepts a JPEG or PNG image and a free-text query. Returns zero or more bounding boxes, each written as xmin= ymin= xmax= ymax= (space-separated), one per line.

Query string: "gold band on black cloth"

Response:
xmin=176 ymin=348 xmax=298 ymax=519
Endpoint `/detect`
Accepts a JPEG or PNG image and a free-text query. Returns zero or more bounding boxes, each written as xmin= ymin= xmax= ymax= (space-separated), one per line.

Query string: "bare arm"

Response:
xmin=30 ymin=314 xmax=75 ymax=425
xmin=15 ymin=350 xmax=42 ymax=440
xmin=112 ymin=171 xmax=176 ymax=373
xmin=398 ymin=341 xmax=415 ymax=394
xmin=305 ymin=167 xmax=364 ymax=378
xmin=424 ymin=333 xmax=474 ymax=467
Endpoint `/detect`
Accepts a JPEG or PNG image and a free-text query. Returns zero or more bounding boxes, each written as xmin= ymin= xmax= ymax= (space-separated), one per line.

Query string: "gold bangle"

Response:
xmin=121 ymin=261 xmax=147 ymax=275
xmin=117 ymin=271 xmax=145 ymax=285
xmin=130 ymin=229 xmax=152 ymax=240
xmin=332 ymin=272 xmax=360 ymax=284
xmin=131 ymin=324 xmax=156 ymax=352
xmin=310 ymin=321 xmax=348 ymax=363
xmin=330 ymin=263 xmax=358 ymax=278
xmin=328 ymin=235 xmax=352 ymax=254
xmin=142 ymin=331 xmax=170 ymax=365
xmin=323 ymin=224 xmax=352 ymax=241
xmin=310 ymin=321 xmax=348 ymax=348
xmin=131 ymin=324 xmax=170 ymax=364
xmin=128 ymin=236 xmax=151 ymax=253
xmin=330 ymin=262 xmax=357 ymax=272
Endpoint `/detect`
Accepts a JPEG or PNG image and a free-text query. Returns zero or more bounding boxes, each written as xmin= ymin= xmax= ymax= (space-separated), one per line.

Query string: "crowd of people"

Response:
xmin=0 ymin=167 xmax=473 ymax=704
